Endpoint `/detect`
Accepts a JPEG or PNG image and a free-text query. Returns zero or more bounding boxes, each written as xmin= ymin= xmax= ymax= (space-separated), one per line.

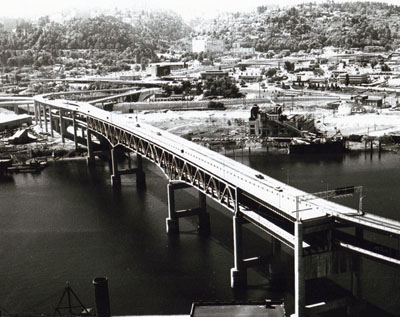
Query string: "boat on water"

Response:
xmin=7 ymin=159 xmax=47 ymax=173
xmin=0 ymin=159 xmax=13 ymax=174
xmin=289 ymin=137 xmax=347 ymax=154
xmin=391 ymin=135 xmax=400 ymax=144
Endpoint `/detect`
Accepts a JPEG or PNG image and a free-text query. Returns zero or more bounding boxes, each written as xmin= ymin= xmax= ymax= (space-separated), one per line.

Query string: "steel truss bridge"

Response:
xmin=31 ymin=91 xmax=400 ymax=317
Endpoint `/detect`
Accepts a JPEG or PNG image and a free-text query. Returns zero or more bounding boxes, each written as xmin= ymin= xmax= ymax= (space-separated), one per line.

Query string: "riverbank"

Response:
xmin=2 ymin=99 xmax=400 ymax=165
xmin=0 ymin=124 xmax=86 ymax=164
xmin=130 ymin=102 xmax=400 ymax=155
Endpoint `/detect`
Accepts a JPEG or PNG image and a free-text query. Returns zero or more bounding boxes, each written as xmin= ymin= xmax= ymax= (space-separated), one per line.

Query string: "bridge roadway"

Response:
xmin=33 ymin=93 xmax=400 ymax=317
xmin=89 ymin=88 xmax=160 ymax=106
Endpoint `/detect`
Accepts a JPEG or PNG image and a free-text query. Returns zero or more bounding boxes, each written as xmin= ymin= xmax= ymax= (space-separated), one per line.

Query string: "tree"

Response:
xmin=265 ymin=68 xmax=278 ymax=78
xmin=284 ymin=61 xmax=295 ymax=72
xmin=381 ymin=63 xmax=391 ymax=72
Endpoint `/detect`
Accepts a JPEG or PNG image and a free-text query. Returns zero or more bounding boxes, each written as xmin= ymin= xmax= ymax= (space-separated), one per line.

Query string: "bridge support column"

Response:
xmin=166 ymin=182 xmax=210 ymax=234
xmin=34 ymin=102 xmax=38 ymax=124
xmin=38 ymin=104 xmax=42 ymax=128
xmin=197 ymin=191 xmax=210 ymax=233
xmin=166 ymin=183 xmax=179 ymax=234
xmin=13 ymin=104 xmax=19 ymax=114
xmin=44 ymin=105 xmax=48 ymax=133
xmin=294 ymin=220 xmax=305 ymax=317
xmin=351 ymin=227 xmax=363 ymax=299
xmin=27 ymin=103 xmax=30 ymax=115
xmin=110 ymin=152 xmax=146 ymax=189
xmin=59 ymin=109 xmax=65 ymax=143
xmin=86 ymin=129 xmax=95 ymax=166
xmin=136 ymin=154 xmax=146 ymax=189
xmin=230 ymin=214 xmax=247 ymax=288
xmin=72 ymin=111 xmax=78 ymax=151
xmin=49 ymin=108 xmax=54 ymax=137
xmin=110 ymin=148 xmax=121 ymax=188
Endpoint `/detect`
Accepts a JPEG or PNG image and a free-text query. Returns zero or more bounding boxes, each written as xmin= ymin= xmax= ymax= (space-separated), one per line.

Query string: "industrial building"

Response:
xmin=248 ymin=105 xmax=317 ymax=138
xmin=338 ymin=73 xmax=369 ymax=85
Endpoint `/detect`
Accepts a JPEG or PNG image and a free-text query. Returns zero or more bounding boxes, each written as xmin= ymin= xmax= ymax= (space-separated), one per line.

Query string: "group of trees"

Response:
xmin=206 ymin=1 xmax=400 ymax=53
xmin=203 ymin=77 xmax=243 ymax=98
xmin=0 ymin=11 xmax=191 ymax=69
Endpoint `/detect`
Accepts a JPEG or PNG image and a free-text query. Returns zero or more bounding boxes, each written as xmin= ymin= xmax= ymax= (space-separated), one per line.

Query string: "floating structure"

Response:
xmin=7 ymin=159 xmax=47 ymax=173
xmin=289 ymin=137 xmax=347 ymax=154
xmin=0 ymin=159 xmax=12 ymax=174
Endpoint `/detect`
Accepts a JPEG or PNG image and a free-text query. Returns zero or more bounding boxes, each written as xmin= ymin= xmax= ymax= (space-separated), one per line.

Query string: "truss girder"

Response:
xmin=87 ymin=117 xmax=237 ymax=212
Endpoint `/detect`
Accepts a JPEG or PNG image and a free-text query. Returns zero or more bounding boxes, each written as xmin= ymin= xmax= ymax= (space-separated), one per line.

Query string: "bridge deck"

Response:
xmin=90 ymin=88 xmax=159 ymax=104
xmin=34 ymin=96 xmax=400 ymax=238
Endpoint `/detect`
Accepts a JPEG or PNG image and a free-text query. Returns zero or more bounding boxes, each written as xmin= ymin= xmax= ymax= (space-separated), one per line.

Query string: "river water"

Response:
xmin=0 ymin=151 xmax=399 ymax=316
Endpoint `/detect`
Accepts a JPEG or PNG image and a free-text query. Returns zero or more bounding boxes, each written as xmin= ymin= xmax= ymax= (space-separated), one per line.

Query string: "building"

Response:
xmin=352 ymin=95 xmax=383 ymax=108
xmin=309 ymin=76 xmax=329 ymax=88
xmin=238 ymin=68 xmax=262 ymax=83
xmin=355 ymin=53 xmax=383 ymax=63
xmin=200 ymin=70 xmax=229 ymax=80
xmin=231 ymin=42 xmax=255 ymax=56
xmin=338 ymin=73 xmax=369 ymax=85
xmin=192 ymin=38 xmax=224 ymax=53
xmin=119 ymin=74 xmax=142 ymax=80
xmin=248 ymin=105 xmax=317 ymax=138
xmin=146 ymin=62 xmax=187 ymax=78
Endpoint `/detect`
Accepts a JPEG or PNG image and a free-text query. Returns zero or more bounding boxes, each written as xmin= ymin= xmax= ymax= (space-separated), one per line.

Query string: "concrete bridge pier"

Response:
xmin=72 ymin=111 xmax=78 ymax=150
xmin=166 ymin=182 xmax=210 ymax=234
xmin=44 ymin=105 xmax=48 ymax=133
xmin=13 ymin=104 xmax=19 ymax=114
xmin=294 ymin=220 xmax=305 ymax=317
xmin=59 ymin=110 xmax=65 ymax=143
xmin=34 ymin=102 xmax=38 ymax=124
xmin=197 ymin=191 xmax=210 ymax=234
xmin=86 ymin=129 xmax=95 ymax=166
xmin=135 ymin=154 xmax=146 ymax=189
xmin=109 ymin=153 xmax=147 ymax=189
xmin=49 ymin=109 xmax=54 ymax=137
xmin=38 ymin=104 xmax=42 ymax=128
xmin=351 ymin=227 xmax=363 ymax=299
xmin=110 ymin=148 xmax=121 ymax=188
xmin=230 ymin=213 xmax=247 ymax=288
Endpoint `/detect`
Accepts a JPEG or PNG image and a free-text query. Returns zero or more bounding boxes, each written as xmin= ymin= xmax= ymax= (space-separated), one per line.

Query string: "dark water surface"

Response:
xmin=0 ymin=151 xmax=399 ymax=315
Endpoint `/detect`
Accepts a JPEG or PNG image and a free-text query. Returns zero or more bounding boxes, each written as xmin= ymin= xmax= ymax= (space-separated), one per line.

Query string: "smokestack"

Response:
xmin=92 ymin=277 xmax=111 ymax=317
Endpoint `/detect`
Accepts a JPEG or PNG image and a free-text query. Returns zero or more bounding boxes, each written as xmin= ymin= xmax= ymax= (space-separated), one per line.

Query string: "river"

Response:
xmin=0 ymin=151 xmax=399 ymax=316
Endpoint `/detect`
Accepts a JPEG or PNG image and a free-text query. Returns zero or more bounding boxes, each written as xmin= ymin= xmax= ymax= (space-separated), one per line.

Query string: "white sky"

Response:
xmin=1 ymin=0 xmax=399 ymax=20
